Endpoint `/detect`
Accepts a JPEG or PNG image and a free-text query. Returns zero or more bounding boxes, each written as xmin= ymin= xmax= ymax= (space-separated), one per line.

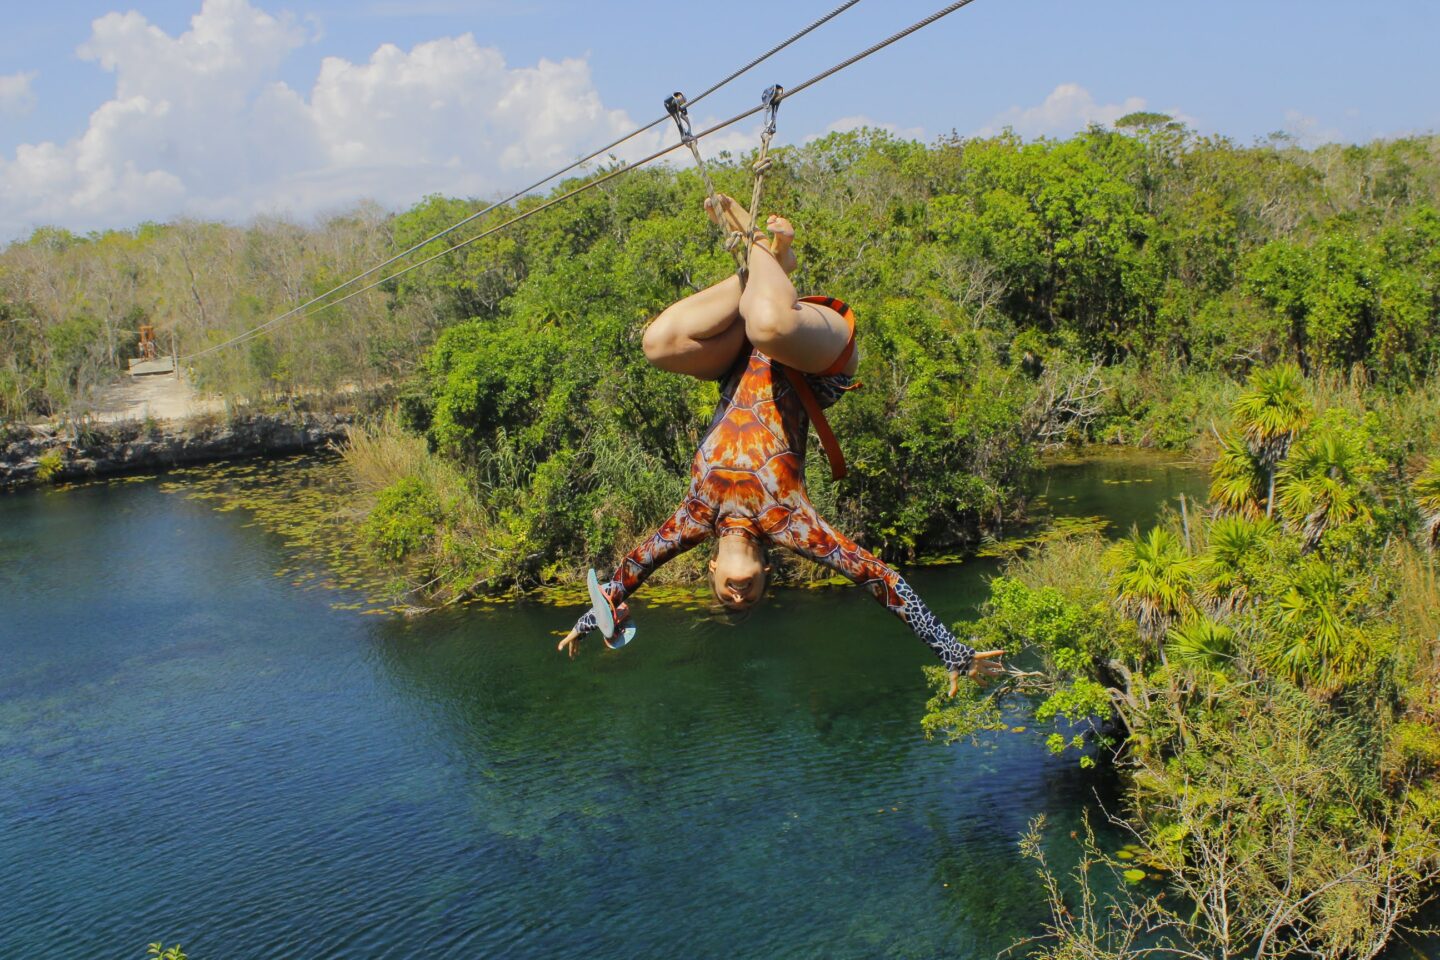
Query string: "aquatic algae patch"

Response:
xmin=975 ymin=515 xmax=1110 ymax=559
xmin=158 ymin=455 xmax=399 ymax=616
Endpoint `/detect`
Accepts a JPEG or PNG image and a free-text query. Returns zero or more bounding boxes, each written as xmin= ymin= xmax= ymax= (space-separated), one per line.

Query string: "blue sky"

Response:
xmin=1 ymin=0 xmax=1436 ymax=240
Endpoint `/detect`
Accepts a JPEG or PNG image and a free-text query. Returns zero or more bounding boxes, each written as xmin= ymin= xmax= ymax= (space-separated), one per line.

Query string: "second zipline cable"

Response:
xmin=188 ymin=0 xmax=982 ymax=359
xmin=182 ymin=0 xmax=867 ymax=362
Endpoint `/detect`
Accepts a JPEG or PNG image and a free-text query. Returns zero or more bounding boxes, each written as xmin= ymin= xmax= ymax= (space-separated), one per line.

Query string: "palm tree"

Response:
xmin=1198 ymin=514 xmax=1274 ymax=614
xmin=1166 ymin=615 xmax=1237 ymax=672
xmin=1231 ymin=364 xmax=1311 ymax=516
xmin=1273 ymin=421 xmax=1378 ymax=551
xmin=1413 ymin=457 xmax=1440 ymax=551
xmin=1105 ymin=527 xmax=1198 ymax=645
xmin=1209 ymin=432 xmax=1268 ymax=518
xmin=1259 ymin=559 xmax=1366 ymax=693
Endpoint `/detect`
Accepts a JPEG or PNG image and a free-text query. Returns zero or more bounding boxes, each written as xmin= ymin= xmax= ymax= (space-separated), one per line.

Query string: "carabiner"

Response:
xmin=664 ymin=91 xmax=695 ymax=143
xmin=760 ymin=84 xmax=784 ymax=138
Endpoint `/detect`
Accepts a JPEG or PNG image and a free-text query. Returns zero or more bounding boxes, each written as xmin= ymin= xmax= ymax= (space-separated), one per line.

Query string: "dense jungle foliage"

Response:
xmin=927 ymin=368 xmax=1440 ymax=959
xmin=5 ymin=119 xmax=1439 ymax=960
xmin=4 ymin=122 xmax=1440 ymax=592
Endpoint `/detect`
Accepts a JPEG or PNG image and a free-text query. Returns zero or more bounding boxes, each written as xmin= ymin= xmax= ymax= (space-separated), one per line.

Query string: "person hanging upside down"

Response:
xmin=559 ymin=195 xmax=1005 ymax=695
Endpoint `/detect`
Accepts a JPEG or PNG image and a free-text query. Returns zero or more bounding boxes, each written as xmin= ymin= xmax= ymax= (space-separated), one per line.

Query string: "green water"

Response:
xmin=11 ymin=452 xmax=1421 ymax=959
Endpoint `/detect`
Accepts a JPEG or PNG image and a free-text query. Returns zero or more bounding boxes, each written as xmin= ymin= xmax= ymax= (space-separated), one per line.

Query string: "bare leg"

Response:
xmin=738 ymin=215 xmax=856 ymax=376
xmin=641 ymin=274 xmax=747 ymax=381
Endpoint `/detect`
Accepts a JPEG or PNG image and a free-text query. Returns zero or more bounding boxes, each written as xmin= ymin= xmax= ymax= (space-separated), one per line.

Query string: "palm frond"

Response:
xmin=1199 ymin=514 xmax=1274 ymax=612
xmin=1274 ymin=421 xmax=1379 ymax=550
xmin=1259 ymin=560 xmax=1367 ymax=692
xmin=1209 ymin=432 xmax=1267 ymax=518
xmin=1105 ymin=527 xmax=1198 ymax=642
xmin=1232 ymin=363 xmax=1311 ymax=467
xmin=1166 ymin=616 xmax=1237 ymax=671
xmin=1412 ymin=457 xmax=1440 ymax=551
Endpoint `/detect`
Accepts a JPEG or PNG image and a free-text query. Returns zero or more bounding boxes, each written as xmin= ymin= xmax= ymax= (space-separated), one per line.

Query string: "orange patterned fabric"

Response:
xmin=569 ymin=299 xmax=974 ymax=673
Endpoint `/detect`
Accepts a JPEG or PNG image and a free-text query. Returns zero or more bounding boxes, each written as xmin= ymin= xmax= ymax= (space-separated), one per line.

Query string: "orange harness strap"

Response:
xmin=799 ymin=295 xmax=856 ymax=377
xmin=782 ymin=295 xmax=859 ymax=481
xmin=782 ymin=365 xmax=847 ymax=481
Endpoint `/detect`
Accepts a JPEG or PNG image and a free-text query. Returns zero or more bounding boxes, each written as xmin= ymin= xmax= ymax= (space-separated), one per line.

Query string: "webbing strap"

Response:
xmin=781 ymin=365 xmax=847 ymax=481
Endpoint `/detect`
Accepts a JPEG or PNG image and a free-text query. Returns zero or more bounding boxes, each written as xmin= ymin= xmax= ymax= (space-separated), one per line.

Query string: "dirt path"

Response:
xmin=87 ymin=373 xmax=228 ymax=424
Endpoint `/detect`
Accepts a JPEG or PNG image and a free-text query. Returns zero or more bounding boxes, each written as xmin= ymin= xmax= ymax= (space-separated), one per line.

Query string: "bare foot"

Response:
xmin=766 ymin=214 xmax=795 ymax=262
xmin=704 ymin=195 xmax=797 ymax=273
xmin=704 ymin=195 xmax=739 ymax=229
xmin=705 ymin=193 xmax=754 ymax=235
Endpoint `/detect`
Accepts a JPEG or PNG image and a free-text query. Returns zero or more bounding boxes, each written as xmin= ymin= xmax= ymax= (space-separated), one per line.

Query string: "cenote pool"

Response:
xmin=3 ymin=452 xmax=1422 ymax=959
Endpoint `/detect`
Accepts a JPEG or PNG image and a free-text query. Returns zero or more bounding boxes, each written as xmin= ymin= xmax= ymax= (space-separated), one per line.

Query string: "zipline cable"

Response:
xmin=198 ymin=119 xmax=761 ymax=346
xmin=778 ymin=0 xmax=977 ymax=102
xmin=685 ymin=0 xmax=864 ymax=109
xmin=181 ymin=0 xmax=866 ymax=363
xmin=187 ymin=0 xmax=979 ymax=360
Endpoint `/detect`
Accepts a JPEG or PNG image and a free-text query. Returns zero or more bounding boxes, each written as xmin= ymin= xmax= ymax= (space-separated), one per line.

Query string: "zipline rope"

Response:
xmin=665 ymin=90 xmax=749 ymax=277
xmin=181 ymin=0 xmax=866 ymax=363
xmin=741 ymin=85 xmax=784 ymax=276
xmin=185 ymin=0 xmax=980 ymax=361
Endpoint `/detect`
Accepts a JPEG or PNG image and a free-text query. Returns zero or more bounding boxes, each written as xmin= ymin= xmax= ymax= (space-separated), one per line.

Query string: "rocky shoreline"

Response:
xmin=0 ymin=413 xmax=353 ymax=490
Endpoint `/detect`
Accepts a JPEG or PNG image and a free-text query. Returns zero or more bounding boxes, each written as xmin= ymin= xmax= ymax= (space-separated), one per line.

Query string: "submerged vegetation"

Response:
xmin=927 ymin=369 xmax=1440 ymax=959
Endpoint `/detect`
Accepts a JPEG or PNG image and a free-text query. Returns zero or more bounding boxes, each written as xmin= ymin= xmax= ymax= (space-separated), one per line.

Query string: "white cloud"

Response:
xmin=0 ymin=0 xmax=915 ymax=240
xmin=0 ymin=0 xmax=663 ymax=239
xmin=1280 ymin=110 xmax=1343 ymax=148
xmin=976 ymin=83 xmax=1195 ymax=139
xmin=0 ymin=71 xmax=37 ymax=117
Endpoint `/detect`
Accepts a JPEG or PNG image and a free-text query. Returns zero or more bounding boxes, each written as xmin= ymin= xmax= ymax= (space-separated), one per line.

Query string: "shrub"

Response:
xmin=363 ymin=476 xmax=440 ymax=561
xmin=34 ymin=448 xmax=64 ymax=483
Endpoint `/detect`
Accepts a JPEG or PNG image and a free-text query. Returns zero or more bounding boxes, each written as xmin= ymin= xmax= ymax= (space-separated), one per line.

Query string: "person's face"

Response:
xmin=709 ymin=537 xmax=770 ymax=610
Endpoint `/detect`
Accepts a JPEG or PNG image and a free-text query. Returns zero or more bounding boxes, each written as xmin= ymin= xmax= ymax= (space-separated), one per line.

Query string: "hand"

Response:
xmin=948 ymin=650 xmax=1007 ymax=696
xmin=558 ymin=629 xmax=582 ymax=659
xmin=556 ymin=603 xmax=627 ymax=659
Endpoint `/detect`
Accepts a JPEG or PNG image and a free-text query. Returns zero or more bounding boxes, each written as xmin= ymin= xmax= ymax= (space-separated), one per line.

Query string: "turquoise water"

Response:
xmin=0 ymin=455 xmax=1266 ymax=958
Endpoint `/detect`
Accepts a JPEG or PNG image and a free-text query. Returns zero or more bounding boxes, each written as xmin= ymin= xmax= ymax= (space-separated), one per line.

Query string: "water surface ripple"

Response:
xmin=1 ymin=459 xmax=1208 ymax=959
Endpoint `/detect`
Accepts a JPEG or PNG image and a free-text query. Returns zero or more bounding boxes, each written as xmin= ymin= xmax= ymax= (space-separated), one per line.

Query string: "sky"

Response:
xmin=0 ymin=0 xmax=1436 ymax=242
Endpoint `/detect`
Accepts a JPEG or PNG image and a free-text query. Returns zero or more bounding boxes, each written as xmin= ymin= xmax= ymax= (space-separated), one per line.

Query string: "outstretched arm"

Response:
xmin=560 ymin=500 xmax=711 ymax=655
xmin=770 ymin=505 xmax=1003 ymax=691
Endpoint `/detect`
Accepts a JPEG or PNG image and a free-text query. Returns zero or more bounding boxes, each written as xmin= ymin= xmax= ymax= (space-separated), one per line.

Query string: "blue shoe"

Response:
xmin=587 ymin=569 xmax=637 ymax=649
xmin=586 ymin=568 xmax=615 ymax=639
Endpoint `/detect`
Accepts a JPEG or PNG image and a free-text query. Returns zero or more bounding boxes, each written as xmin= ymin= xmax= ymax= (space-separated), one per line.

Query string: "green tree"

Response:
xmin=1104 ymin=527 xmax=1197 ymax=642
xmin=1245 ymin=239 xmax=1314 ymax=364
xmin=1273 ymin=414 xmax=1381 ymax=551
xmin=1231 ymin=362 xmax=1311 ymax=515
xmin=1209 ymin=431 xmax=1268 ymax=518
xmin=1413 ymin=457 xmax=1440 ymax=550
xmin=1259 ymin=558 xmax=1372 ymax=691
xmin=1197 ymin=513 xmax=1274 ymax=612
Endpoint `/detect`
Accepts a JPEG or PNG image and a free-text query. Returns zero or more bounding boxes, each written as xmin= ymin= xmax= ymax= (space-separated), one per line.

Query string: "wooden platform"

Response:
xmin=127 ymin=357 xmax=176 ymax=376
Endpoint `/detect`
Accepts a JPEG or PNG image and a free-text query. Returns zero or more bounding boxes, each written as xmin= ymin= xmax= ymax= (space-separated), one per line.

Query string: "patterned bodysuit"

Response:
xmin=569 ymin=298 xmax=976 ymax=674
